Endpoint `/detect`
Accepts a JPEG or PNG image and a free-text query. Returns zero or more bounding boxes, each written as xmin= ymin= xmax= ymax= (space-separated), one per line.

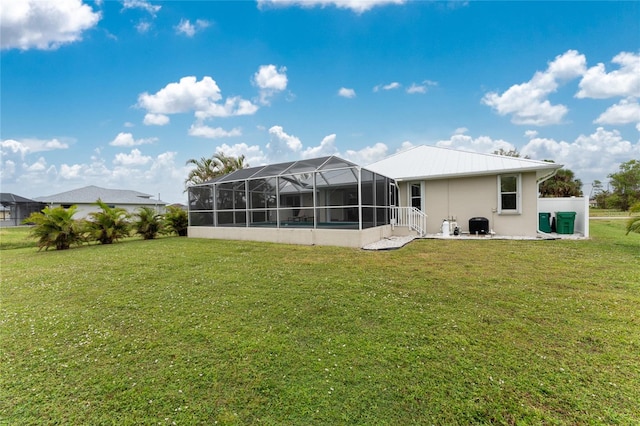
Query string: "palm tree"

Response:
xmin=85 ymin=199 xmax=131 ymax=244
xmin=23 ymin=205 xmax=84 ymax=250
xmin=184 ymin=152 xmax=247 ymax=187
xmin=539 ymin=169 xmax=583 ymax=198
xmin=163 ymin=205 xmax=188 ymax=236
xmin=133 ymin=206 xmax=163 ymax=240
xmin=626 ymin=202 xmax=640 ymax=235
xmin=214 ymin=152 xmax=247 ymax=175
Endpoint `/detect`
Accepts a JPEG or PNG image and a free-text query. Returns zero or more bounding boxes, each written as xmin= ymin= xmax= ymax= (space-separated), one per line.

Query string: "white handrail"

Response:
xmin=391 ymin=207 xmax=427 ymax=236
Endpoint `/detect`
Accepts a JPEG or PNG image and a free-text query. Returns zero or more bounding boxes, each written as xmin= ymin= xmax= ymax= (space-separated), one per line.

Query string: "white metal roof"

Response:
xmin=366 ymin=145 xmax=562 ymax=181
xmin=35 ymin=185 xmax=166 ymax=205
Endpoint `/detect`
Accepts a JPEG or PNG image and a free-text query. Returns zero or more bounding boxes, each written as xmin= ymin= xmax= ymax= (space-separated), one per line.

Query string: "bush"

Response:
xmin=163 ymin=205 xmax=188 ymax=236
xmin=23 ymin=205 xmax=85 ymax=250
xmin=133 ymin=206 xmax=163 ymax=240
xmin=85 ymin=199 xmax=131 ymax=244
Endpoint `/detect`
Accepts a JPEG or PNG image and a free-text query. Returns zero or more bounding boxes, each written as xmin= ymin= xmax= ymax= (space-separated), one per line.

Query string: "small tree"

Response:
xmin=85 ymin=199 xmax=131 ymax=244
xmin=608 ymin=159 xmax=640 ymax=211
xmin=539 ymin=168 xmax=583 ymax=198
xmin=133 ymin=206 xmax=163 ymax=240
xmin=626 ymin=202 xmax=640 ymax=235
xmin=23 ymin=205 xmax=84 ymax=250
xmin=163 ymin=205 xmax=188 ymax=236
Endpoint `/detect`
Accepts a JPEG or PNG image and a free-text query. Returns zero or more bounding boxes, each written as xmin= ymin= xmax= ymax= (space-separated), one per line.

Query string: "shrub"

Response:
xmin=23 ymin=205 xmax=84 ymax=250
xmin=133 ymin=206 xmax=163 ymax=240
xmin=163 ymin=205 xmax=188 ymax=236
xmin=85 ymin=199 xmax=131 ymax=244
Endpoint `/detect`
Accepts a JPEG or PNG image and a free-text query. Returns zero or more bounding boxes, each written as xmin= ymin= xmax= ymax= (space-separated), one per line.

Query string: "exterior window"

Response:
xmin=410 ymin=183 xmax=421 ymax=210
xmin=499 ymin=174 xmax=521 ymax=214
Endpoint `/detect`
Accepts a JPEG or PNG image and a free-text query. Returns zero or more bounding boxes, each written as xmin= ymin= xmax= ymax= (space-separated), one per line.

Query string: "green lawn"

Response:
xmin=1 ymin=222 xmax=639 ymax=424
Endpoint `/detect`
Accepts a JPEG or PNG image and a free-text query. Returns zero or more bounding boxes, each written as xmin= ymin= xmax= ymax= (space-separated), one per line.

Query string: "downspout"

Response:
xmin=536 ymin=168 xmax=559 ymax=237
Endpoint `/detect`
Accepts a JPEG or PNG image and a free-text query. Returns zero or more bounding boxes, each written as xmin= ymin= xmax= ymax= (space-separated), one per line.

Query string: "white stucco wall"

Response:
xmin=538 ymin=197 xmax=589 ymax=237
xmin=188 ymin=225 xmax=393 ymax=248
xmin=399 ymin=172 xmax=540 ymax=237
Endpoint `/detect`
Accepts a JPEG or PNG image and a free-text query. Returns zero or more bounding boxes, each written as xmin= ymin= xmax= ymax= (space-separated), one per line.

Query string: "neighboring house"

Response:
xmin=35 ymin=185 xmax=166 ymax=218
xmin=0 ymin=193 xmax=46 ymax=227
xmin=366 ymin=145 xmax=572 ymax=238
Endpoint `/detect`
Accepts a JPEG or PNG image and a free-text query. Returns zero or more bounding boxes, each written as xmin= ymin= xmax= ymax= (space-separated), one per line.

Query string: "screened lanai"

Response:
xmin=188 ymin=156 xmax=397 ymax=232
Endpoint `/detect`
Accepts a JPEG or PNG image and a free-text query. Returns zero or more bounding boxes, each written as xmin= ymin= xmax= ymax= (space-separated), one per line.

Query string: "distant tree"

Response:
xmin=23 ymin=205 xmax=84 ymax=250
xmin=85 ymin=199 xmax=131 ymax=244
xmin=539 ymin=168 xmax=583 ymax=198
xmin=607 ymin=159 xmax=640 ymax=211
xmin=493 ymin=148 xmax=530 ymax=159
xmin=163 ymin=205 xmax=188 ymax=236
xmin=185 ymin=152 xmax=247 ymax=187
xmin=133 ymin=206 xmax=163 ymax=240
xmin=627 ymin=202 xmax=640 ymax=235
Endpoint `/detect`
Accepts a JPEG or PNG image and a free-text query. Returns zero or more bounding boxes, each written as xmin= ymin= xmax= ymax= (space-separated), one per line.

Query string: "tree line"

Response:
xmin=24 ymin=201 xmax=188 ymax=251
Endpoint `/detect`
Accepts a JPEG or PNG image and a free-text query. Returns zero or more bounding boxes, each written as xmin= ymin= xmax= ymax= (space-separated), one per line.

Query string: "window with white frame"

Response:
xmin=498 ymin=174 xmax=521 ymax=214
xmin=410 ymin=183 xmax=421 ymax=210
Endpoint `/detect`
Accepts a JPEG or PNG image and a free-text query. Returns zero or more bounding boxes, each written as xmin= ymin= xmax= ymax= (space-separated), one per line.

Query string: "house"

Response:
xmin=35 ymin=185 xmax=166 ymax=219
xmin=366 ymin=145 xmax=587 ymax=238
xmin=188 ymin=156 xmax=397 ymax=248
xmin=187 ymin=147 xmax=589 ymax=248
xmin=0 ymin=193 xmax=46 ymax=227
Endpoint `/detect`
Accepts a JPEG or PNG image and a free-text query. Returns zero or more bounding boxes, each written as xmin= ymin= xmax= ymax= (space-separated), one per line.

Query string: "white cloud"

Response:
xmin=114 ymin=149 xmax=152 ymax=166
xmin=175 ymin=19 xmax=210 ymax=37
xmin=524 ymin=130 xmax=539 ymax=139
xmin=121 ymin=0 xmax=161 ymax=16
xmin=302 ymin=134 xmax=339 ymax=159
xmin=338 ymin=87 xmax=356 ymax=98
xmin=0 ymin=160 xmax=16 ymax=180
xmin=0 ymin=138 xmax=69 ymax=157
xmin=109 ymin=132 xmax=158 ymax=147
xmin=257 ymin=0 xmax=406 ymax=13
xmin=253 ymin=65 xmax=288 ymax=104
xmin=406 ymin=80 xmax=437 ymax=94
xmin=194 ymin=96 xmax=259 ymax=119
xmin=135 ymin=21 xmax=151 ymax=34
xmin=344 ymin=143 xmax=389 ymax=165
xmin=576 ymin=52 xmax=640 ymax=99
xmin=138 ymin=76 xmax=222 ymax=114
xmin=138 ymin=76 xmax=258 ymax=127
xmin=23 ymin=157 xmax=47 ymax=172
xmin=0 ymin=0 xmax=101 ymax=51
xmin=374 ymin=82 xmax=401 ymax=92
xmin=267 ymin=125 xmax=302 ymax=154
xmin=521 ymin=127 xmax=639 ymax=182
xmin=436 ymin=133 xmax=515 ymax=154
xmin=482 ymin=50 xmax=587 ymax=126
xmin=1 ymin=139 xmax=30 ymax=157
xmin=594 ymin=98 xmax=640 ymax=125
xmin=188 ymin=124 xmax=242 ymax=139
xmin=2 ymin=145 xmax=189 ymax=204
xmin=215 ymin=143 xmax=268 ymax=167
xmin=59 ymin=164 xmax=84 ymax=179
xmin=453 ymin=127 xmax=468 ymax=135
xmin=143 ymin=113 xmax=170 ymax=126
xmin=397 ymin=141 xmax=415 ymax=152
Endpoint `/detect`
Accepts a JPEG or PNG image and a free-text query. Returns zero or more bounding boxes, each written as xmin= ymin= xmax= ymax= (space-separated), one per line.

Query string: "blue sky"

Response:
xmin=2 ymin=0 xmax=639 ymax=204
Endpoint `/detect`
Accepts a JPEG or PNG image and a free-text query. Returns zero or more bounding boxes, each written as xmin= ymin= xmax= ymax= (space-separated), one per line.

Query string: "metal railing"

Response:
xmin=391 ymin=207 xmax=427 ymax=236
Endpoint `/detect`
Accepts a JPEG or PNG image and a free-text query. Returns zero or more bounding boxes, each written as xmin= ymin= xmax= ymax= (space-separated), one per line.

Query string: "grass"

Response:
xmin=1 ymin=222 xmax=639 ymax=424
xmin=589 ymin=208 xmax=630 ymax=217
